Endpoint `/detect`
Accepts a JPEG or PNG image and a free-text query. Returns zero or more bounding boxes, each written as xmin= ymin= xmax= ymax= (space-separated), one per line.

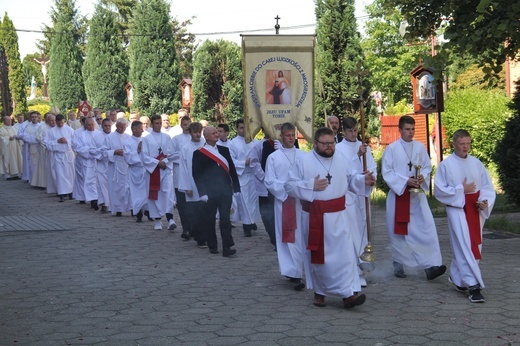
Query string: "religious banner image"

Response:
xmin=242 ymin=35 xmax=315 ymax=142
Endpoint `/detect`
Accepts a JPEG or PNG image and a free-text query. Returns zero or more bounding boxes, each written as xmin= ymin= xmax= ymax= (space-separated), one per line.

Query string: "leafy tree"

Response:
xmin=450 ymin=64 xmax=505 ymax=91
xmin=128 ymin=0 xmax=181 ymax=116
xmin=315 ymin=0 xmax=369 ymax=124
xmin=0 ymin=13 xmax=27 ymax=114
xmin=99 ymin=0 xmax=136 ymax=46
xmin=172 ymin=16 xmax=197 ymax=78
xmin=191 ymin=39 xmax=243 ymax=127
xmin=83 ymin=4 xmax=128 ymax=110
xmin=384 ymin=0 xmax=520 ymax=79
xmin=495 ymin=79 xmax=520 ymax=205
xmin=442 ymin=87 xmax=510 ymax=165
xmin=48 ymin=0 xmax=87 ymax=111
xmin=361 ymin=0 xmax=427 ymax=105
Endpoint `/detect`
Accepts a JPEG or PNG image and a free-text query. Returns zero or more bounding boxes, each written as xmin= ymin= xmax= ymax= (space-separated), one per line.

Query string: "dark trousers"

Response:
xmin=259 ymin=194 xmax=276 ymax=246
xmin=201 ymin=193 xmax=234 ymax=250
xmin=175 ymin=188 xmax=190 ymax=233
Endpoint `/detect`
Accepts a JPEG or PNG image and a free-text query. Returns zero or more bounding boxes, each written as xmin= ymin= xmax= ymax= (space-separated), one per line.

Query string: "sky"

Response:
xmin=0 ymin=0 xmax=372 ymax=59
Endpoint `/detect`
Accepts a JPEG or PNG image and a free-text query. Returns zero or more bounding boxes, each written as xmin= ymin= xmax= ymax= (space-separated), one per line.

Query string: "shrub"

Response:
xmin=442 ymin=87 xmax=510 ymax=165
xmin=494 ymin=79 xmax=520 ymax=205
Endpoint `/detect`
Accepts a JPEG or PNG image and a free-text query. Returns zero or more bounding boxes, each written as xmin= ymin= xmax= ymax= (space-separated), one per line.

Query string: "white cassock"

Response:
xmin=169 ymin=125 xmax=182 ymax=138
xmin=229 ymin=135 xmax=259 ymax=224
xmin=74 ymin=130 xmax=100 ymax=202
xmin=124 ymin=135 xmax=148 ymax=214
xmin=335 ymin=139 xmax=377 ymax=261
xmin=265 ymin=146 xmax=307 ymax=279
xmin=92 ymin=131 xmax=110 ymax=207
xmin=434 ymin=153 xmax=496 ymax=288
xmin=22 ymin=122 xmax=39 ymax=184
xmin=45 ymin=125 xmax=75 ymax=195
xmin=17 ymin=120 xmax=31 ymax=181
xmin=167 ymin=132 xmax=191 ymax=190
xmin=216 ymin=139 xmax=230 ymax=147
xmin=68 ymin=119 xmax=82 ymax=130
xmin=177 ymin=140 xmax=204 ymax=201
xmin=42 ymin=125 xmax=57 ymax=194
xmin=382 ymin=139 xmax=442 ymax=269
xmin=32 ymin=123 xmax=50 ymax=188
xmin=0 ymin=125 xmax=23 ymax=178
xmin=286 ymin=150 xmax=365 ymax=297
xmin=141 ymin=131 xmax=175 ymax=218
xmin=72 ymin=127 xmax=86 ymax=201
xmin=249 ymin=138 xmax=268 ymax=199
xmin=105 ymin=131 xmax=131 ymax=214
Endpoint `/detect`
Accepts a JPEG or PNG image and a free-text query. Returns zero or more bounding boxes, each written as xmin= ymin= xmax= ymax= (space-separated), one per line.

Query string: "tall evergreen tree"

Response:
xmin=83 ymin=4 xmax=128 ymax=110
xmin=191 ymin=39 xmax=243 ymax=126
xmin=0 ymin=13 xmax=28 ymax=114
xmin=48 ymin=0 xmax=86 ymax=111
xmin=315 ymin=0 xmax=368 ymax=124
xmin=128 ymin=0 xmax=181 ymax=116
xmin=172 ymin=17 xmax=197 ymax=78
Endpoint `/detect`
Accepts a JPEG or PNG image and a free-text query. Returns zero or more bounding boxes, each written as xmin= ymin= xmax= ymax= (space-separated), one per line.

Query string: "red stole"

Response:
xmin=282 ymin=196 xmax=296 ymax=243
xmin=394 ymin=188 xmax=411 ymax=235
xmin=301 ymin=196 xmax=345 ymax=264
xmin=464 ymin=192 xmax=482 ymax=260
xmin=198 ymin=147 xmax=230 ymax=176
xmin=148 ymin=152 xmax=166 ymax=200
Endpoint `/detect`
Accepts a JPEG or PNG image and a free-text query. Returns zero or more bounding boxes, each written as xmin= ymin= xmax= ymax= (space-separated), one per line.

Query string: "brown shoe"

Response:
xmin=343 ymin=293 xmax=366 ymax=308
xmin=313 ymin=293 xmax=326 ymax=307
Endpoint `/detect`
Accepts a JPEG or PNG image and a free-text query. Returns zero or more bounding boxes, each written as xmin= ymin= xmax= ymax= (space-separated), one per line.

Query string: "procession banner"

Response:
xmin=242 ymin=35 xmax=315 ymax=142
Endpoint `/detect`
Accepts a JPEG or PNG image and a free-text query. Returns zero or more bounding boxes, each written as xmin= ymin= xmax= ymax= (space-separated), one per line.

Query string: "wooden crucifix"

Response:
xmin=33 ymin=53 xmax=50 ymax=97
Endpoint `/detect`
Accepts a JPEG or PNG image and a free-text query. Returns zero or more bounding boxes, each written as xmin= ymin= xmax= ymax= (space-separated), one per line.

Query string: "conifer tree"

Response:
xmin=0 ymin=13 xmax=27 ymax=114
xmin=315 ymin=0 xmax=369 ymax=124
xmin=191 ymin=39 xmax=243 ymax=126
xmin=128 ymin=0 xmax=180 ymax=116
xmin=83 ymin=4 xmax=128 ymax=110
xmin=48 ymin=0 xmax=86 ymax=111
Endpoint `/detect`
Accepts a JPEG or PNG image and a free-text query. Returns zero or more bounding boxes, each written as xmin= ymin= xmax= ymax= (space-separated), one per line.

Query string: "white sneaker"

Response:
xmin=154 ymin=221 xmax=162 ymax=230
xmin=168 ymin=219 xmax=177 ymax=231
xmin=359 ymin=275 xmax=367 ymax=287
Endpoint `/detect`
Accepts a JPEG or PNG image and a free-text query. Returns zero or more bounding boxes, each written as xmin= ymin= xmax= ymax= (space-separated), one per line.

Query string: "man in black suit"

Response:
xmin=192 ymin=126 xmax=241 ymax=257
xmin=328 ymin=115 xmax=343 ymax=143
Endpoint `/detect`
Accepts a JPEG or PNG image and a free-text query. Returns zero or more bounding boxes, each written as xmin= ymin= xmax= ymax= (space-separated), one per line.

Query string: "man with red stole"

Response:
xmin=434 ymin=129 xmax=495 ymax=303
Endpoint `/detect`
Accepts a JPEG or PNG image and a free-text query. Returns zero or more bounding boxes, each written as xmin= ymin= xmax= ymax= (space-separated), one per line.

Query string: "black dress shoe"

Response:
xmin=425 ymin=265 xmax=447 ymax=280
xmin=393 ymin=261 xmax=406 ymax=278
xmin=181 ymin=232 xmax=190 ymax=240
xmin=222 ymin=248 xmax=236 ymax=257
xmin=251 ymin=223 xmax=258 ymax=231
xmin=115 ymin=212 xmax=122 ymax=217
xmin=68 ymin=193 xmax=73 ymax=200
xmin=291 ymin=278 xmax=305 ymax=291
xmin=79 ymin=201 xmax=86 ymax=204
xmin=209 ymin=248 xmax=219 ymax=254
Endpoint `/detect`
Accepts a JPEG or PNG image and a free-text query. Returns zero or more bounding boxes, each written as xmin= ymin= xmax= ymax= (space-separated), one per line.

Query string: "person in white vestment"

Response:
xmin=74 ymin=118 xmax=100 ymax=210
xmin=0 ymin=116 xmax=23 ymax=179
xmin=124 ymin=112 xmax=140 ymax=135
xmin=229 ymin=119 xmax=259 ymax=236
xmin=43 ymin=115 xmax=57 ymax=194
xmin=31 ymin=113 xmax=52 ymax=189
xmin=169 ymin=108 xmax=189 ymax=138
xmin=45 ymin=114 xmax=75 ymax=202
xmin=105 ymin=118 xmax=131 ymax=216
xmin=95 ymin=119 xmax=111 ymax=213
xmin=167 ymin=115 xmax=193 ymax=239
xmin=124 ymin=121 xmax=149 ymax=222
xmin=434 ymin=129 xmax=495 ymax=303
xmin=177 ymin=122 xmax=206 ymax=243
xmin=160 ymin=113 xmax=173 ymax=137
xmin=216 ymin=123 xmax=230 ymax=147
xmin=382 ymin=115 xmax=446 ymax=280
xmin=335 ymin=117 xmax=377 ymax=287
xmin=141 ymin=114 xmax=176 ymax=230
xmin=22 ymin=112 xmax=40 ymax=185
xmin=285 ymin=127 xmax=372 ymax=309
xmin=67 ymin=111 xmax=82 ymax=130
xmin=265 ymin=123 xmax=307 ymax=290
xmin=15 ymin=113 xmax=31 ymax=182
xmin=72 ymin=117 xmax=87 ymax=203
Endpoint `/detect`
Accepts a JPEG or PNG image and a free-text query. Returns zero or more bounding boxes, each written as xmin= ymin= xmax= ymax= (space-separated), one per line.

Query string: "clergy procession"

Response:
xmin=1 ymin=109 xmax=495 ymax=309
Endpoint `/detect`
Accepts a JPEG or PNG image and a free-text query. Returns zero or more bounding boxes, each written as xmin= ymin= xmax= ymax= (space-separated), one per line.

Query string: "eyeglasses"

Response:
xmin=315 ymin=140 xmax=335 ymax=147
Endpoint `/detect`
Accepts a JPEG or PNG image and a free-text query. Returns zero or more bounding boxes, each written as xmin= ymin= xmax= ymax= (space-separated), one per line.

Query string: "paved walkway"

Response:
xmin=1 ymin=178 xmax=519 ymax=345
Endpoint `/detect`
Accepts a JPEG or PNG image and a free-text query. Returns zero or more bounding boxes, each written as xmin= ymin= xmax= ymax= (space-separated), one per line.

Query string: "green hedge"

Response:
xmin=442 ymin=87 xmax=511 ymax=165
